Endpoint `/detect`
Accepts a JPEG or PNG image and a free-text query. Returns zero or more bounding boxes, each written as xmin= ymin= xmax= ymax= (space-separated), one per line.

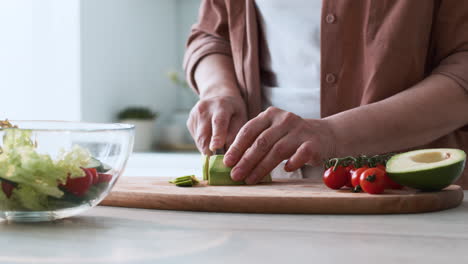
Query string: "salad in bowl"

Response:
xmin=0 ymin=120 xmax=134 ymax=222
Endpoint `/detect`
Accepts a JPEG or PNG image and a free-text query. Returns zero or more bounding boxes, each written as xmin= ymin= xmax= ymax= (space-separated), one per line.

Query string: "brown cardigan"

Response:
xmin=184 ymin=0 xmax=468 ymax=188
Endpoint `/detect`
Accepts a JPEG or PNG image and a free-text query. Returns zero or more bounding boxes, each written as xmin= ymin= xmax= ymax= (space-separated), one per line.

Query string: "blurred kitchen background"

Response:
xmin=1 ymin=0 xmax=202 ymax=156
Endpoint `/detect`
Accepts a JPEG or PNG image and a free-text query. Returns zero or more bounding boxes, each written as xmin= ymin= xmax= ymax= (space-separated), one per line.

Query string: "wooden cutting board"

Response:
xmin=100 ymin=177 xmax=464 ymax=214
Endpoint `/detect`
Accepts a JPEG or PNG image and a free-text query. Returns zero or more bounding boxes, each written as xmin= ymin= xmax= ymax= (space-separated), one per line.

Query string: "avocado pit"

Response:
xmin=410 ymin=151 xmax=450 ymax=164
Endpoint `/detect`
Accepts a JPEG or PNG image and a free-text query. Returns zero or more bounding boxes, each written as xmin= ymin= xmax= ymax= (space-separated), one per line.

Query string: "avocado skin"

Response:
xmin=387 ymin=159 xmax=466 ymax=191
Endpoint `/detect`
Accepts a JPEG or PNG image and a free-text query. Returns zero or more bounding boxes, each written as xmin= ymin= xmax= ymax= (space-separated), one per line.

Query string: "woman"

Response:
xmin=184 ymin=0 xmax=468 ymax=187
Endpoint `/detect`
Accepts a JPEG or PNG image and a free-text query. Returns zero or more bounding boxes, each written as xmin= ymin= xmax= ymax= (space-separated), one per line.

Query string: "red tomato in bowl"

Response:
xmin=98 ymin=173 xmax=113 ymax=183
xmin=360 ymin=168 xmax=386 ymax=194
xmin=87 ymin=168 xmax=99 ymax=185
xmin=323 ymin=166 xmax=348 ymax=190
xmin=63 ymin=168 xmax=93 ymax=197
xmin=1 ymin=181 xmax=15 ymax=198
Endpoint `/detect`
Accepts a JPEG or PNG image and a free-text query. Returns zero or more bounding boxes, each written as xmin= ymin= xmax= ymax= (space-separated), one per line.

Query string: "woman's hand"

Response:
xmin=223 ymin=107 xmax=337 ymax=184
xmin=187 ymin=95 xmax=248 ymax=155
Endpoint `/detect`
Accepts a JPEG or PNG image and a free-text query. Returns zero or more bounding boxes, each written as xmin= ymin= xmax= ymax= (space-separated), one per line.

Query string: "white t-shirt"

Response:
xmin=256 ymin=0 xmax=322 ymax=179
xmin=256 ymin=0 xmax=322 ymax=119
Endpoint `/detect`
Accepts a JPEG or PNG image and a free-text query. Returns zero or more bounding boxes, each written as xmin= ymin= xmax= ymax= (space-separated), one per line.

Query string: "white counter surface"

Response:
xmin=123 ymin=152 xmax=201 ymax=178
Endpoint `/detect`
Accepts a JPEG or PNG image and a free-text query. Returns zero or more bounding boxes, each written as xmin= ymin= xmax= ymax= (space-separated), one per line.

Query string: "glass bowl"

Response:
xmin=0 ymin=120 xmax=134 ymax=222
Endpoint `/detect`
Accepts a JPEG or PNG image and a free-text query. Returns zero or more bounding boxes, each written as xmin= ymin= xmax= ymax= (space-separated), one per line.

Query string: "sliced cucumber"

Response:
xmin=202 ymin=154 xmax=210 ymax=180
xmin=97 ymin=162 xmax=112 ymax=173
xmin=85 ymin=157 xmax=111 ymax=173
xmin=208 ymin=155 xmax=243 ymax=185
xmin=207 ymin=155 xmax=273 ymax=185
xmin=86 ymin=157 xmax=102 ymax=170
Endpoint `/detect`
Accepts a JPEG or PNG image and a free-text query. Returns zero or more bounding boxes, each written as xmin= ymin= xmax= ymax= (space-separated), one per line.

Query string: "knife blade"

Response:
xmin=214 ymin=148 xmax=225 ymax=155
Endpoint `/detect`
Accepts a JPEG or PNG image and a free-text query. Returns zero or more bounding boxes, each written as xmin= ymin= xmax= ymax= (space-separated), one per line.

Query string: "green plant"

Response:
xmin=167 ymin=71 xmax=189 ymax=89
xmin=117 ymin=107 xmax=157 ymax=120
xmin=167 ymin=70 xmax=198 ymax=110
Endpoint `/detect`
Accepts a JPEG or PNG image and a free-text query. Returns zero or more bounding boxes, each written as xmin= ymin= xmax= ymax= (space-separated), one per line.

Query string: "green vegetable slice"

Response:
xmin=208 ymin=155 xmax=243 ymax=185
xmin=202 ymin=155 xmax=210 ymax=181
xmin=86 ymin=157 xmax=112 ymax=173
xmin=205 ymin=155 xmax=272 ymax=185
xmin=169 ymin=175 xmax=199 ymax=187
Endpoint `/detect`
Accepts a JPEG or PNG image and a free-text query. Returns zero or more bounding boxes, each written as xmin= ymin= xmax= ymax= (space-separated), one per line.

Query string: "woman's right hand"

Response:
xmin=187 ymin=94 xmax=248 ymax=155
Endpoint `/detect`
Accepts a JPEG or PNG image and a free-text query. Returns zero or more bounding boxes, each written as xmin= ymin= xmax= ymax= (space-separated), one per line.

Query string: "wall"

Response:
xmin=80 ymin=0 xmax=179 ymax=123
xmin=174 ymin=0 xmax=201 ymax=110
xmin=176 ymin=0 xmax=200 ymax=63
xmin=0 ymin=0 xmax=201 ymax=128
xmin=0 ymin=0 xmax=81 ymax=121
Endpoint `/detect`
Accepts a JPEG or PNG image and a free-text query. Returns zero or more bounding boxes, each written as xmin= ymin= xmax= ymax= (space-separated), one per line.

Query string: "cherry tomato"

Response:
xmin=373 ymin=163 xmax=403 ymax=189
xmin=344 ymin=165 xmax=355 ymax=188
xmin=88 ymin=168 xmax=99 ymax=185
xmin=98 ymin=173 xmax=113 ymax=183
xmin=376 ymin=164 xmax=386 ymax=171
xmin=1 ymin=181 xmax=15 ymax=198
xmin=351 ymin=166 xmax=369 ymax=187
xmin=64 ymin=168 xmax=93 ymax=197
xmin=360 ymin=168 xmax=386 ymax=194
xmin=323 ymin=166 xmax=348 ymax=189
xmin=384 ymin=174 xmax=404 ymax=189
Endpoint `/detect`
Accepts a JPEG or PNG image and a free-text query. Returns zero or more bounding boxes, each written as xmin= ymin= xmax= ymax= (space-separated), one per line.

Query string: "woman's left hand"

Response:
xmin=223 ymin=107 xmax=337 ymax=184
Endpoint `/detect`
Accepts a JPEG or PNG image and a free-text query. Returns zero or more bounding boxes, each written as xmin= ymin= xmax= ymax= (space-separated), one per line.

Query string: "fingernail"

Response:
xmin=203 ymin=148 xmax=212 ymax=156
xmin=209 ymin=143 xmax=217 ymax=151
xmin=231 ymin=167 xmax=244 ymax=181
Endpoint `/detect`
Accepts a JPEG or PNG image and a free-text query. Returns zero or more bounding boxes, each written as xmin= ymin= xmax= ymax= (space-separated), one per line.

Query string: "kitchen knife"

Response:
xmin=214 ymin=148 xmax=225 ymax=155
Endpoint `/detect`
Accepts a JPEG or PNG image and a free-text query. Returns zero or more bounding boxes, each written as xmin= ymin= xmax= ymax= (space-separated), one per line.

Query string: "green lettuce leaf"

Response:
xmin=0 ymin=129 xmax=91 ymax=209
xmin=56 ymin=145 xmax=92 ymax=179
xmin=2 ymin=129 xmax=35 ymax=152
xmin=12 ymin=184 xmax=49 ymax=211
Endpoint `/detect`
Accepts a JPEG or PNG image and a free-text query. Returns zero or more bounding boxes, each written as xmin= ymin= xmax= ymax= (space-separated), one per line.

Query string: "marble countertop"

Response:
xmin=1 ymin=153 xmax=467 ymax=264
xmin=1 ymin=201 xmax=467 ymax=264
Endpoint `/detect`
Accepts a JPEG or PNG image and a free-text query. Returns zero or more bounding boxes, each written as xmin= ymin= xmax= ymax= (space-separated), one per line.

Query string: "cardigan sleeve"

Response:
xmin=430 ymin=0 xmax=468 ymax=130
xmin=431 ymin=0 xmax=468 ymax=93
xmin=183 ymin=0 xmax=233 ymax=93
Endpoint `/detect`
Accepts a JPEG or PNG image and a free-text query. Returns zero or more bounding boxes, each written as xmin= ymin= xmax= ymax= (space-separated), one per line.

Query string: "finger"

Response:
xmin=224 ymin=116 xmax=271 ymax=168
xmin=195 ymin=120 xmax=212 ymax=155
xmin=209 ymin=110 xmax=231 ymax=152
xmin=224 ymin=113 xmax=247 ymax=152
xmin=245 ymin=137 xmax=298 ymax=184
xmin=284 ymin=141 xmax=321 ymax=172
xmin=230 ymin=127 xmax=288 ymax=181
xmin=186 ymin=116 xmax=195 ymax=139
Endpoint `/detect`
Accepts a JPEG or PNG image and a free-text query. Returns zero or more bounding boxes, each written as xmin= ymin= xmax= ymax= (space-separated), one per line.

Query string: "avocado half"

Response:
xmin=386 ymin=148 xmax=466 ymax=191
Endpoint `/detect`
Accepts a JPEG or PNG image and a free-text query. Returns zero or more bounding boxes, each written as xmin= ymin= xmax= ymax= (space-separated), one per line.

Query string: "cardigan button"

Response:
xmin=326 ymin=14 xmax=336 ymax=24
xmin=325 ymin=73 xmax=337 ymax=84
